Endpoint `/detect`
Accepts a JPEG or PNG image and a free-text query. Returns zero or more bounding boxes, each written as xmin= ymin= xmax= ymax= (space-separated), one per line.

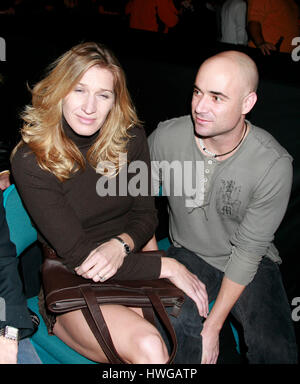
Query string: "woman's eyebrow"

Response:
xmin=76 ymin=82 xmax=114 ymax=93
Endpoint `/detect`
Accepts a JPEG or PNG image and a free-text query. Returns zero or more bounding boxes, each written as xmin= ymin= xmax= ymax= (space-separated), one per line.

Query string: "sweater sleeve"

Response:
xmin=224 ymin=156 xmax=293 ymax=285
xmin=0 ymin=192 xmax=33 ymax=336
xmin=124 ymin=127 xmax=159 ymax=250
xmin=11 ymin=147 xmax=97 ymax=270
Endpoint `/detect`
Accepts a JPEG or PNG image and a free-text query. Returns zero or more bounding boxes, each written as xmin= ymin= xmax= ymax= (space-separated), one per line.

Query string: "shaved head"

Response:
xmin=200 ymin=51 xmax=259 ymax=94
xmin=192 ymin=50 xmax=258 ymax=139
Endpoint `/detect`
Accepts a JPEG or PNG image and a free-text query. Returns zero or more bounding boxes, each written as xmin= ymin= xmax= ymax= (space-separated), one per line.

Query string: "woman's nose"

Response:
xmin=82 ymin=94 xmax=96 ymax=114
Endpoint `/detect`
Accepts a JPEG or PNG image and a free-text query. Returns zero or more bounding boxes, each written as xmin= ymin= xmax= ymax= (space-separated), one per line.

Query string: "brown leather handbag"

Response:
xmin=42 ymin=245 xmax=185 ymax=364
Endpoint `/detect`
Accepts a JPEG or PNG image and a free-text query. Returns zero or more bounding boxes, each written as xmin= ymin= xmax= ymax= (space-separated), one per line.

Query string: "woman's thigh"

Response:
xmin=53 ymin=305 xmax=164 ymax=363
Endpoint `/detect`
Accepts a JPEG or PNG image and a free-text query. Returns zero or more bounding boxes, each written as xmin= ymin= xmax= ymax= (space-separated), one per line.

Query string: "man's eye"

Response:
xmin=213 ymin=95 xmax=221 ymax=102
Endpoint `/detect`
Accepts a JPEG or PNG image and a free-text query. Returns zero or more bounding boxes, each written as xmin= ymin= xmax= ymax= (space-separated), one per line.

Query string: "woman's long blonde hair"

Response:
xmin=13 ymin=42 xmax=141 ymax=181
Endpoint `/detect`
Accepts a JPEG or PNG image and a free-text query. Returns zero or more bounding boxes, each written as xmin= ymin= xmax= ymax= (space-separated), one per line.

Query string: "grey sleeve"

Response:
xmin=148 ymin=127 xmax=162 ymax=196
xmin=224 ymin=156 xmax=293 ymax=285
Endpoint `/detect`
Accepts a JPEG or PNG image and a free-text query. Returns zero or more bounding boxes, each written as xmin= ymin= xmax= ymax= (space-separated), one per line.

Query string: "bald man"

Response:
xmin=148 ymin=51 xmax=298 ymax=364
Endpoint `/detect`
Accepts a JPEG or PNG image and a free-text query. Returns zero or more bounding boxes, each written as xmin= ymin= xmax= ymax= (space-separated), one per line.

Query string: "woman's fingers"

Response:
xmin=75 ymin=240 xmax=125 ymax=281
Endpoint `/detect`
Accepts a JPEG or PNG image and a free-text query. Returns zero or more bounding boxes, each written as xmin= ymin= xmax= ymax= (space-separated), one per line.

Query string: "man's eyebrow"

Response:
xmin=209 ymin=91 xmax=230 ymax=100
xmin=193 ymin=84 xmax=230 ymax=100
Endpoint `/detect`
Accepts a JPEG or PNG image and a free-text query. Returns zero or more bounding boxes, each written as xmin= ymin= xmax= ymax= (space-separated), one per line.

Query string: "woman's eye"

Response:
xmin=98 ymin=93 xmax=110 ymax=99
xmin=74 ymin=88 xmax=83 ymax=93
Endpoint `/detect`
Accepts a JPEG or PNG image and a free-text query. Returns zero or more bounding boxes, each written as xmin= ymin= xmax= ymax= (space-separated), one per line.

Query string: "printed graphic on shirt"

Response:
xmin=216 ymin=179 xmax=242 ymax=220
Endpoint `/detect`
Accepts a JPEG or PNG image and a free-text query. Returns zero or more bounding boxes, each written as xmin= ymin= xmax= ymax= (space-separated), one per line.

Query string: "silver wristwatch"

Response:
xmin=0 ymin=326 xmax=19 ymax=341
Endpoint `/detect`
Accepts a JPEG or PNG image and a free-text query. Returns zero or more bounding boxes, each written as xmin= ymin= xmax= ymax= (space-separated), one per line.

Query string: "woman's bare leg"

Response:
xmin=53 ymin=305 xmax=168 ymax=364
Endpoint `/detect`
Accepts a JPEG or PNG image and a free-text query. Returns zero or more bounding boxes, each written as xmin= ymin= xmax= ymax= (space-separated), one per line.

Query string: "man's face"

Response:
xmin=191 ymin=59 xmax=246 ymax=138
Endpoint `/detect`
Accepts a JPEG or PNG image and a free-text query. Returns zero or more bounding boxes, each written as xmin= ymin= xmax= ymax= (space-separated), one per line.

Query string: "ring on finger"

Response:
xmin=98 ymin=273 xmax=105 ymax=282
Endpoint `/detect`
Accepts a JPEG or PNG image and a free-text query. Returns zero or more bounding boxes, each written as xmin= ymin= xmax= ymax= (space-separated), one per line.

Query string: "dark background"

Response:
xmin=1 ymin=0 xmax=299 ymax=363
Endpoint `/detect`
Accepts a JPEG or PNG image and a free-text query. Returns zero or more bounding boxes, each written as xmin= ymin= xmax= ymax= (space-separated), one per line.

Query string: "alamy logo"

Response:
xmin=0 ymin=297 xmax=6 ymax=321
xmin=291 ymin=297 xmax=300 ymax=321
xmin=95 ymin=153 xmax=205 ymax=208
xmin=0 ymin=37 xmax=6 ymax=62
xmin=291 ymin=37 xmax=300 ymax=62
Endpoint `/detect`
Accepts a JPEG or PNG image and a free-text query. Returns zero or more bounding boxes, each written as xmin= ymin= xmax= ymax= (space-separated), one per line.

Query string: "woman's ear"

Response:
xmin=242 ymin=91 xmax=257 ymax=115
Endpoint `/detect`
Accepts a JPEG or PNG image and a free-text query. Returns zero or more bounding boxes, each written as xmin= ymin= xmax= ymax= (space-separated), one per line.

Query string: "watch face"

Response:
xmin=124 ymin=244 xmax=131 ymax=254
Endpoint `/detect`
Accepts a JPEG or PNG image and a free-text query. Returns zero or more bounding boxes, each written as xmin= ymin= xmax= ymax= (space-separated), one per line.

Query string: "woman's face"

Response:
xmin=62 ymin=65 xmax=115 ymax=136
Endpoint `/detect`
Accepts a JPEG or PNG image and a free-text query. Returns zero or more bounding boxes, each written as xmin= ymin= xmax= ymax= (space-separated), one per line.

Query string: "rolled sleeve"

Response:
xmin=224 ymin=156 xmax=293 ymax=285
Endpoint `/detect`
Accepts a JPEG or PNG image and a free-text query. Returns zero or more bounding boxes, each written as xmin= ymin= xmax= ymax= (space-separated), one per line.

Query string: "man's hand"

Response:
xmin=200 ymin=321 xmax=220 ymax=364
xmin=199 ymin=276 xmax=246 ymax=364
xmin=258 ymin=42 xmax=276 ymax=56
xmin=160 ymin=257 xmax=209 ymax=318
xmin=0 ymin=337 xmax=18 ymax=364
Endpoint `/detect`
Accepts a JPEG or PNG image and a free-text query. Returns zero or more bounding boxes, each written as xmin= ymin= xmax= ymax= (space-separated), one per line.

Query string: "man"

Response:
xmin=0 ymin=190 xmax=40 ymax=364
xmin=125 ymin=0 xmax=178 ymax=33
xmin=247 ymin=0 xmax=299 ymax=55
xmin=220 ymin=0 xmax=248 ymax=45
xmin=148 ymin=51 xmax=298 ymax=363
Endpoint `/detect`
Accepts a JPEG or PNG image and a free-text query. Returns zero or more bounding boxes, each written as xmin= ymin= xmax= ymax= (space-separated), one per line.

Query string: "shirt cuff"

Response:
xmin=224 ymin=247 xmax=263 ymax=286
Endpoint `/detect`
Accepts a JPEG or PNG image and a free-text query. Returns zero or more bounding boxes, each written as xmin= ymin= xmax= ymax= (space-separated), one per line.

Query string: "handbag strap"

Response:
xmin=80 ymin=285 xmax=178 ymax=364
xmin=80 ymin=285 xmax=125 ymax=364
xmin=145 ymin=290 xmax=178 ymax=364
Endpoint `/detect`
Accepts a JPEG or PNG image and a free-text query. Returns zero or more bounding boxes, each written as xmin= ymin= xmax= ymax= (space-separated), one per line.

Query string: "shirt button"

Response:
xmin=204 ymin=177 xmax=208 ymax=183
xmin=208 ymin=160 xmax=213 ymax=165
xmin=205 ymin=169 xmax=210 ymax=174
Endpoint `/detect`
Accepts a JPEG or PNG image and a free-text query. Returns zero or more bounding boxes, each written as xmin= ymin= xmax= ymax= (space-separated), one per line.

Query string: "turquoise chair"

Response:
xmin=3 ymin=184 xmax=96 ymax=364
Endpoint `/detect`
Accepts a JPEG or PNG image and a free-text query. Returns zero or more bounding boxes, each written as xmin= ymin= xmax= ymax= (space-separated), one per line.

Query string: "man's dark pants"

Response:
xmin=157 ymin=245 xmax=298 ymax=364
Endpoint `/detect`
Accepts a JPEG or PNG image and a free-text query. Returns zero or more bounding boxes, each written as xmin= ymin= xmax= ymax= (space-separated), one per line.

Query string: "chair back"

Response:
xmin=3 ymin=184 xmax=37 ymax=257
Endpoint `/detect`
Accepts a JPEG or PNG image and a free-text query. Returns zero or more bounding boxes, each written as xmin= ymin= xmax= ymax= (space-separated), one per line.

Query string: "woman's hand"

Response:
xmin=0 ymin=171 xmax=11 ymax=190
xmin=75 ymin=238 xmax=126 ymax=282
xmin=160 ymin=257 xmax=209 ymax=318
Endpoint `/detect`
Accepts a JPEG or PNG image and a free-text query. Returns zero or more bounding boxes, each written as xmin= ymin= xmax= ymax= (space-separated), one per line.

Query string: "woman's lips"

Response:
xmin=77 ymin=116 xmax=96 ymax=124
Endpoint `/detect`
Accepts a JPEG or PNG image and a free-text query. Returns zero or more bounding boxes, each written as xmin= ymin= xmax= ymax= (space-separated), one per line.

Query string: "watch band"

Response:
xmin=0 ymin=326 xmax=19 ymax=341
xmin=112 ymin=236 xmax=131 ymax=255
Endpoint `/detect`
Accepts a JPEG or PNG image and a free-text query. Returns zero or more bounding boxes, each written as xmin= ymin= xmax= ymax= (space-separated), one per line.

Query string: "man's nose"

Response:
xmin=82 ymin=94 xmax=96 ymax=114
xmin=194 ymin=94 xmax=209 ymax=113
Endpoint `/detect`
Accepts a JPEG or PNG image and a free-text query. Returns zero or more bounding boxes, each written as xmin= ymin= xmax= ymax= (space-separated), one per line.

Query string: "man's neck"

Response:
xmin=196 ymin=120 xmax=249 ymax=161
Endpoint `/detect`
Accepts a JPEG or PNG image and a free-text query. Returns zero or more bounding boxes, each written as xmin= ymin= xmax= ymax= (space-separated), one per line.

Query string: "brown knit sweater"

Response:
xmin=11 ymin=122 xmax=161 ymax=280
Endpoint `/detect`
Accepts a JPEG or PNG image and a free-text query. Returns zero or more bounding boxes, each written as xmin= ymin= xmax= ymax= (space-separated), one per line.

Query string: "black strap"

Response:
xmin=145 ymin=290 xmax=177 ymax=363
xmin=80 ymin=286 xmax=178 ymax=364
xmin=80 ymin=286 xmax=125 ymax=364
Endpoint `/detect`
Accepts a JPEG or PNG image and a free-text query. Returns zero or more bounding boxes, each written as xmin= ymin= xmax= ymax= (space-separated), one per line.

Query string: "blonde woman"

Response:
xmin=11 ymin=42 xmax=207 ymax=364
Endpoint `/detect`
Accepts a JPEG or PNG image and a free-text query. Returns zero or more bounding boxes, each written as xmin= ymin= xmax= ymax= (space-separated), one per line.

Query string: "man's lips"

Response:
xmin=195 ymin=116 xmax=212 ymax=124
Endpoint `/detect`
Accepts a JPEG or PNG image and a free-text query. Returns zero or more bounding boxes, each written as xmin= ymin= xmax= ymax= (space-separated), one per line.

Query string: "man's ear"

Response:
xmin=242 ymin=91 xmax=257 ymax=115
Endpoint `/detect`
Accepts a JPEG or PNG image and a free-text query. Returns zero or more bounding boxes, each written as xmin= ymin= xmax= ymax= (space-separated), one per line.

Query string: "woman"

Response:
xmin=11 ymin=42 xmax=208 ymax=363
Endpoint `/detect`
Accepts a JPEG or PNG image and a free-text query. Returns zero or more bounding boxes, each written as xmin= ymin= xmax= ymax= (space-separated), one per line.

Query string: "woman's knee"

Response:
xmin=133 ymin=331 xmax=169 ymax=364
